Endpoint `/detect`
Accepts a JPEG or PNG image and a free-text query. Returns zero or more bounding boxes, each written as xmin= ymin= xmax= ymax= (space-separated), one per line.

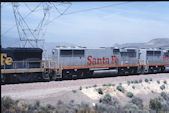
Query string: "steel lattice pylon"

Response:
xmin=11 ymin=2 xmax=71 ymax=49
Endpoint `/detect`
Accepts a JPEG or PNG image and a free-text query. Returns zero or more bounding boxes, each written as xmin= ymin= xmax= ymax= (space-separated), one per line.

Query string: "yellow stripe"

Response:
xmin=1 ymin=68 xmax=45 ymax=74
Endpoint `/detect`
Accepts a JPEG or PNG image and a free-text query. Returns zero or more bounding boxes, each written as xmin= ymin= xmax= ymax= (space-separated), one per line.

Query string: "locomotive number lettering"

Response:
xmin=87 ymin=56 xmax=118 ymax=65
xmin=1 ymin=53 xmax=13 ymax=66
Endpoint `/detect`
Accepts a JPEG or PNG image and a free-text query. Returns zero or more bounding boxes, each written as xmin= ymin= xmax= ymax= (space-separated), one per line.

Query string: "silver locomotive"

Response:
xmin=51 ymin=46 xmax=169 ymax=79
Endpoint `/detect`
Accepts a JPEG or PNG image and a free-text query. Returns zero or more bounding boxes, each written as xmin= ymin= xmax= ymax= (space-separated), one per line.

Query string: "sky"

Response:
xmin=1 ymin=2 xmax=169 ymax=48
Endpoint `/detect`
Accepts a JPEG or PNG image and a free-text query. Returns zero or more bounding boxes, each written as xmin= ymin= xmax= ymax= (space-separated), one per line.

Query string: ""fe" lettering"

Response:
xmin=1 ymin=53 xmax=13 ymax=66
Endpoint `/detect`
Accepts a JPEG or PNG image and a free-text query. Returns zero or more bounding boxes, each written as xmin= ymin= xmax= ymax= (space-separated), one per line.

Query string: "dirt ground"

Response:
xmin=1 ymin=73 xmax=169 ymax=107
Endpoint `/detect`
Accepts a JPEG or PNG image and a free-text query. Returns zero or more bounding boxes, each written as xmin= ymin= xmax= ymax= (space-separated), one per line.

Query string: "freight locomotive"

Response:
xmin=1 ymin=46 xmax=169 ymax=84
xmin=1 ymin=47 xmax=49 ymax=84
xmin=52 ymin=46 xmax=169 ymax=79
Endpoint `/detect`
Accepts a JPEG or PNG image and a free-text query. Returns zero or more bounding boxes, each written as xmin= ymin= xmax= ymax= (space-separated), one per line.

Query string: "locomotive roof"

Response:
xmin=53 ymin=46 xmax=139 ymax=50
xmin=140 ymin=48 xmax=164 ymax=51
xmin=53 ymin=46 xmax=168 ymax=51
xmin=1 ymin=47 xmax=43 ymax=52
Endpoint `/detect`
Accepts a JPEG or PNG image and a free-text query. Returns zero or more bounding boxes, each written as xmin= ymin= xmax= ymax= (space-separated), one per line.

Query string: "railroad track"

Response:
xmin=1 ymin=72 xmax=169 ymax=85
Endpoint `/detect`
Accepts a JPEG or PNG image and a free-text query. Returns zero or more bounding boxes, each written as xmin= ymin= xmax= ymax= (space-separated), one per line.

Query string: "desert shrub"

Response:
xmin=161 ymin=102 xmax=169 ymax=112
xmin=139 ymin=79 xmax=142 ymax=83
xmin=93 ymin=84 xmax=97 ymax=87
xmin=127 ymin=81 xmax=130 ymax=85
xmin=131 ymin=97 xmax=143 ymax=109
xmin=94 ymin=103 xmax=107 ymax=112
xmin=160 ymin=85 xmax=165 ymax=90
xmin=72 ymin=90 xmax=77 ymax=93
xmin=1 ymin=96 xmax=17 ymax=109
xmin=99 ymin=94 xmax=120 ymax=108
xmin=161 ymin=92 xmax=169 ymax=101
xmin=157 ymin=80 xmax=160 ymax=84
xmin=124 ymin=103 xmax=139 ymax=113
xmin=57 ymin=100 xmax=63 ymax=105
xmin=35 ymin=100 xmax=40 ymax=108
xmin=131 ymin=81 xmax=134 ymax=84
xmin=46 ymin=104 xmax=55 ymax=110
xmin=116 ymin=85 xmax=125 ymax=93
xmin=81 ymin=101 xmax=89 ymax=108
xmin=1 ymin=96 xmax=19 ymax=112
xmin=149 ymin=78 xmax=152 ymax=81
xmin=119 ymin=83 xmax=122 ymax=86
xmin=99 ymin=93 xmax=112 ymax=105
xmin=103 ymin=83 xmax=112 ymax=87
xmin=112 ymin=84 xmax=115 ymax=86
xmin=109 ymin=98 xmax=120 ymax=107
xmin=132 ymin=85 xmax=135 ymax=89
xmin=94 ymin=102 xmax=123 ymax=113
xmin=126 ymin=92 xmax=134 ymax=98
xmin=141 ymin=110 xmax=150 ymax=113
xmin=108 ymin=83 xmax=112 ymax=86
xmin=164 ymin=80 xmax=167 ymax=84
xmin=86 ymin=86 xmax=88 ymax=89
xmin=27 ymin=104 xmax=34 ymax=111
xmin=149 ymin=97 xmax=162 ymax=112
xmin=103 ymin=84 xmax=107 ymax=86
xmin=70 ymin=99 xmax=74 ymax=104
xmin=97 ymin=88 xmax=103 ymax=95
xmin=134 ymin=80 xmax=139 ymax=84
xmin=145 ymin=78 xmax=149 ymax=82
xmin=79 ymin=86 xmax=82 ymax=90
xmin=161 ymin=92 xmax=167 ymax=99
xmin=1 ymin=96 xmax=29 ymax=113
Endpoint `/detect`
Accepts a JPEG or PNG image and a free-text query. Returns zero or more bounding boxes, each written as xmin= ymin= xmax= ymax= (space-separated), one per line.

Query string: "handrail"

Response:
xmin=1 ymin=60 xmax=58 ymax=70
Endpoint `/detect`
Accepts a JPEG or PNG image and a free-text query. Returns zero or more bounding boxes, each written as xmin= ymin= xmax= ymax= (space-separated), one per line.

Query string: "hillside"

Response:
xmin=2 ymin=73 xmax=169 ymax=113
xmin=115 ymin=38 xmax=169 ymax=48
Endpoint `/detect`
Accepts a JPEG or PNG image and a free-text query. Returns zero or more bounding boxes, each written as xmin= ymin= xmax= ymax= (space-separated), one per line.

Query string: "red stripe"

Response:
xmin=61 ymin=64 xmax=138 ymax=70
xmin=49 ymin=63 xmax=169 ymax=70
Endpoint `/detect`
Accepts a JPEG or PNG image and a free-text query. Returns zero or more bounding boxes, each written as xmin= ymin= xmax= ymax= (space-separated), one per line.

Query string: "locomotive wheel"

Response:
xmin=49 ymin=72 xmax=57 ymax=81
xmin=12 ymin=74 xmax=19 ymax=83
xmin=17 ymin=73 xmax=32 ymax=83
xmin=76 ymin=71 xmax=84 ymax=79
xmin=5 ymin=74 xmax=19 ymax=84
xmin=1 ymin=74 xmax=5 ymax=85
xmin=118 ymin=68 xmax=127 ymax=76
xmin=161 ymin=66 xmax=165 ymax=72
xmin=50 ymin=75 xmax=57 ymax=81
xmin=129 ymin=67 xmax=138 ymax=75
xmin=62 ymin=70 xmax=74 ymax=80
xmin=87 ymin=71 xmax=94 ymax=78
xmin=72 ymin=75 xmax=77 ymax=80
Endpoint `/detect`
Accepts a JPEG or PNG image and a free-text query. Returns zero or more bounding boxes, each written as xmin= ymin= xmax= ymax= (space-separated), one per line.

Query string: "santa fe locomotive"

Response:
xmin=1 ymin=46 xmax=169 ymax=84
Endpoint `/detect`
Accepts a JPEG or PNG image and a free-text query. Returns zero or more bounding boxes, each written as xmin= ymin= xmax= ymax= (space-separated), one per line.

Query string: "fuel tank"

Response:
xmin=93 ymin=69 xmax=118 ymax=77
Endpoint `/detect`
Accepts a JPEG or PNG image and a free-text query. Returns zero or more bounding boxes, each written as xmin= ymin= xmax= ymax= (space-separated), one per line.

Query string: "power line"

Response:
xmin=66 ymin=2 xmax=130 ymax=15
xmin=2 ymin=2 xmax=130 ymax=36
xmin=46 ymin=2 xmax=130 ymax=25
xmin=2 ymin=2 xmax=41 ymax=36
xmin=46 ymin=2 xmax=72 ymax=25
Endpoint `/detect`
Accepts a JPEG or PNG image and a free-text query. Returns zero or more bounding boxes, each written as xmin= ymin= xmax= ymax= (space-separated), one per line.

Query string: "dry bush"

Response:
xmin=126 ymin=92 xmax=134 ymax=98
xmin=145 ymin=79 xmax=149 ymax=83
xmin=130 ymin=97 xmax=144 ymax=109
xmin=97 ymin=88 xmax=103 ymax=95
xmin=116 ymin=85 xmax=125 ymax=93
xmin=149 ymin=97 xmax=162 ymax=112
xmin=160 ymin=85 xmax=165 ymax=90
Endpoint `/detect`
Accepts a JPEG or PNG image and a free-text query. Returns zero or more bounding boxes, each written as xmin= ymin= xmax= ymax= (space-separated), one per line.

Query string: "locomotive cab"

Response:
xmin=1 ymin=47 xmax=44 ymax=84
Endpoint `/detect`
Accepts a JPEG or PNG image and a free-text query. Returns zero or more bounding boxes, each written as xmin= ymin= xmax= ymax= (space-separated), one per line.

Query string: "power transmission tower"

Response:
xmin=12 ymin=2 xmax=50 ymax=48
xmin=11 ymin=2 xmax=72 ymax=48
